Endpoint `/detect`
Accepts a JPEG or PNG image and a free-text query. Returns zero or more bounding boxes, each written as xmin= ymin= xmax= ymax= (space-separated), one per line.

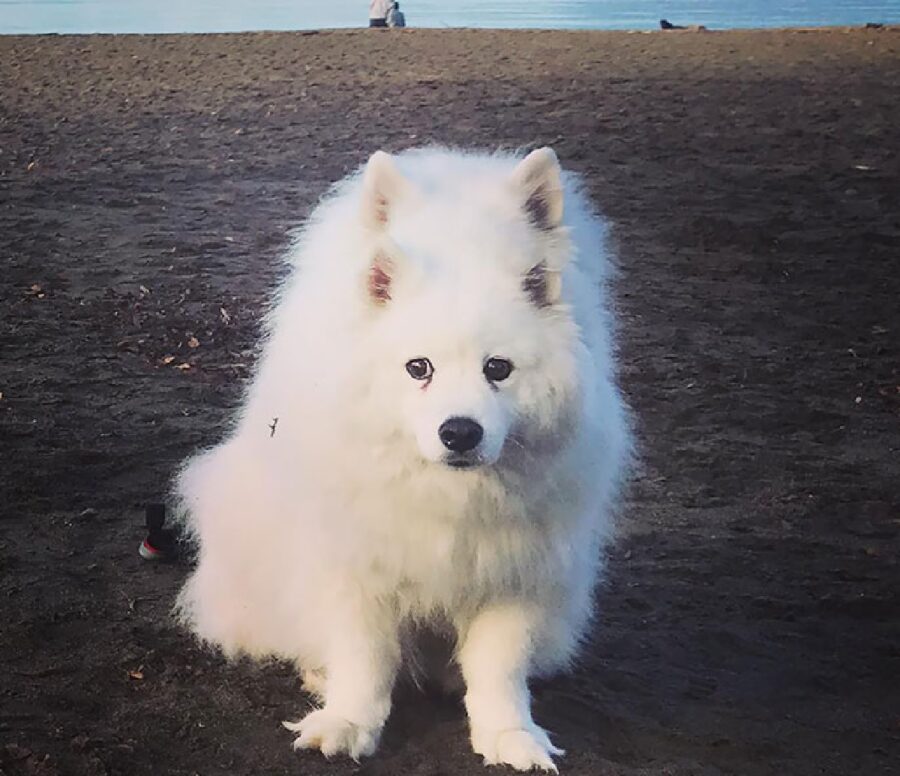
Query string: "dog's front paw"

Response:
xmin=471 ymin=724 xmax=564 ymax=772
xmin=282 ymin=709 xmax=380 ymax=761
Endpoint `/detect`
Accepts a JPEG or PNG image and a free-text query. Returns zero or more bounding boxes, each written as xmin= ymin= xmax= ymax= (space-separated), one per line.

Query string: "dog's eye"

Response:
xmin=405 ymin=358 xmax=434 ymax=381
xmin=483 ymin=357 xmax=513 ymax=383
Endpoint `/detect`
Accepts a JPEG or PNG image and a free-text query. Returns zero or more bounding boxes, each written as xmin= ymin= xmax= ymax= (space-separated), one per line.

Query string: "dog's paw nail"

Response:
xmin=473 ymin=726 xmax=562 ymax=772
xmin=284 ymin=709 xmax=379 ymax=760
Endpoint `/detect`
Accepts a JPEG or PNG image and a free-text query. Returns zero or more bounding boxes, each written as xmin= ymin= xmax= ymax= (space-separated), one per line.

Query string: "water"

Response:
xmin=1 ymin=0 xmax=898 ymax=35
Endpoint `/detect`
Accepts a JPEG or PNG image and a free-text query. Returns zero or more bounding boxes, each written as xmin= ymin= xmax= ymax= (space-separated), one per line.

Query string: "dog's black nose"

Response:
xmin=438 ymin=417 xmax=484 ymax=453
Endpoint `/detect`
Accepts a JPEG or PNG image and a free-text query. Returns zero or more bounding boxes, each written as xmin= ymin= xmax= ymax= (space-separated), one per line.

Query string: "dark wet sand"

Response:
xmin=1 ymin=27 xmax=898 ymax=776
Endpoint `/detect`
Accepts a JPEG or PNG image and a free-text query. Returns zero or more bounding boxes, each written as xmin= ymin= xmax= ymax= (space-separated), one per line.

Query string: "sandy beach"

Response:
xmin=1 ymin=27 xmax=899 ymax=776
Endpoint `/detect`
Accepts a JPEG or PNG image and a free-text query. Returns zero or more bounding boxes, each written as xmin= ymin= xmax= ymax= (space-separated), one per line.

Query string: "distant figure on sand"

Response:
xmin=387 ymin=1 xmax=406 ymax=28
xmin=660 ymin=18 xmax=707 ymax=31
xmin=369 ymin=0 xmax=391 ymax=27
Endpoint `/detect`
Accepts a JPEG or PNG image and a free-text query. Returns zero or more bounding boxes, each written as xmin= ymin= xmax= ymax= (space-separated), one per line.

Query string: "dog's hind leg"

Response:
xmin=300 ymin=666 xmax=327 ymax=701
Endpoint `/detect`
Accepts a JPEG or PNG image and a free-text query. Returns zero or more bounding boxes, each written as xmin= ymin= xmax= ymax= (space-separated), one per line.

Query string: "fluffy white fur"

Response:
xmin=175 ymin=146 xmax=632 ymax=771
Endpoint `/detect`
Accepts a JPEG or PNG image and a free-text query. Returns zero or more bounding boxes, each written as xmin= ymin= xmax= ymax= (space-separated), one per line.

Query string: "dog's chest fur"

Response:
xmin=350 ymin=471 xmax=574 ymax=617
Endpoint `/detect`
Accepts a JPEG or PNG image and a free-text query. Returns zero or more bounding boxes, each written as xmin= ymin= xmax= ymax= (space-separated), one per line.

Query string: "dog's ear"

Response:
xmin=368 ymin=250 xmax=394 ymax=305
xmin=523 ymin=262 xmax=562 ymax=308
xmin=361 ymin=151 xmax=409 ymax=230
xmin=511 ymin=147 xmax=564 ymax=231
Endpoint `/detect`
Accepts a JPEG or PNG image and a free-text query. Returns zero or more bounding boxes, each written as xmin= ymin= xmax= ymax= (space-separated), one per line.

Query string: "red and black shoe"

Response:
xmin=138 ymin=503 xmax=177 ymax=561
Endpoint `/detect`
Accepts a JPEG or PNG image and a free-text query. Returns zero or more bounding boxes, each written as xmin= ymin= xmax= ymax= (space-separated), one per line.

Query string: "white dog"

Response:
xmin=175 ymin=146 xmax=631 ymax=771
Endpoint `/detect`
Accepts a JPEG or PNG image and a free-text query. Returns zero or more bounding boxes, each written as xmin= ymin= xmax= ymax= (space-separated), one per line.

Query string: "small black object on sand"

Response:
xmin=660 ymin=19 xmax=707 ymax=32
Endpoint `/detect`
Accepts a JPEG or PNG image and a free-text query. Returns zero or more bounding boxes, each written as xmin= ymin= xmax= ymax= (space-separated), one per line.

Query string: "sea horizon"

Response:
xmin=2 ymin=0 xmax=900 ymax=36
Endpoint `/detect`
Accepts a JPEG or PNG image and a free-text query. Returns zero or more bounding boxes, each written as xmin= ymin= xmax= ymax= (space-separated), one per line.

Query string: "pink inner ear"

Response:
xmin=369 ymin=259 xmax=392 ymax=304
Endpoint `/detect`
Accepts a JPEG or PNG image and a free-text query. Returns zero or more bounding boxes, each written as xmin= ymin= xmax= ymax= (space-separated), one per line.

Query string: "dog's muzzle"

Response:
xmin=439 ymin=417 xmax=484 ymax=468
xmin=439 ymin=417 xmax=483 ymax=452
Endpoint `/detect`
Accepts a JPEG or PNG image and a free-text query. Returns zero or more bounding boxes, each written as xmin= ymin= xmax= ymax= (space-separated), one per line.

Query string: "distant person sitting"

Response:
xmin=387 ymin=1 xmax=406 ymax=28
xmin=369 ymin=0 xmax=391 ymax=27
